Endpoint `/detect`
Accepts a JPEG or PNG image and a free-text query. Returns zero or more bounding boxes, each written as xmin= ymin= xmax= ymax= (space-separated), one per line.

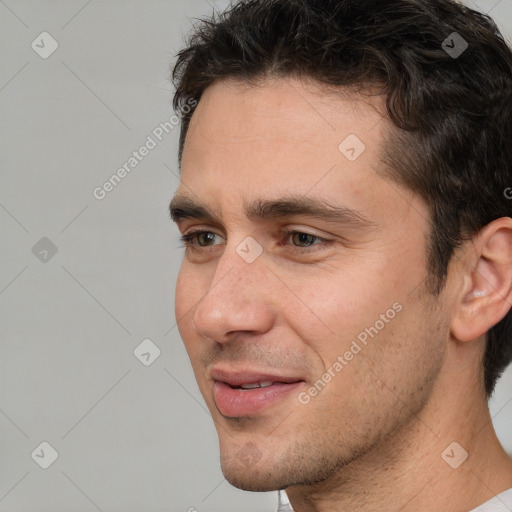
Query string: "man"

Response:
xmin=169 ymin=0 xmax=512 ymax=510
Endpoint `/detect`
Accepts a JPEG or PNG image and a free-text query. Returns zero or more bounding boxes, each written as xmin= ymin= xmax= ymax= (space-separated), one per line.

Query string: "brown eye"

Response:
xmin=291 ymin=232 xmax=319 ymax=247
xmin=197 ymin=232 xmax=217 ymax=246
xmin=179 ymin=230 xmax=223 ymax=248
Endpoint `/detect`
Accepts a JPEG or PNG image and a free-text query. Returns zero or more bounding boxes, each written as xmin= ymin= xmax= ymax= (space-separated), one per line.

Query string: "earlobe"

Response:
xmin=451 ymin=218 xmax=512 ymax=343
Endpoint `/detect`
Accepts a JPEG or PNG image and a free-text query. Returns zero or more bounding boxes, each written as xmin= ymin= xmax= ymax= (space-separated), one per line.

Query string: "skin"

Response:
xmin=171 ymin=77 xmax=512 ymax=512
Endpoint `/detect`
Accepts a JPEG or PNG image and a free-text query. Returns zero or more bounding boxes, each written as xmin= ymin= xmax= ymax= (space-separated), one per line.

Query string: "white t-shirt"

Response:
xmin=469 ymin=488 xmax=512 ymax=512
xmin=277 ymin=488 xmax=512 ymax=511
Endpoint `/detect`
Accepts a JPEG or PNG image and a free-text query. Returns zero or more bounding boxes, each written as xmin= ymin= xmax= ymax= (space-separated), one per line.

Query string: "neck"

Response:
xmin=286 ymin=374 xmax=512 ymax=512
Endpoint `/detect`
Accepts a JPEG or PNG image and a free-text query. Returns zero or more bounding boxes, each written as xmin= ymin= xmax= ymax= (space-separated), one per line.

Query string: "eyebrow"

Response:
xmin=169 ymin=194 xmax=376 ymax=229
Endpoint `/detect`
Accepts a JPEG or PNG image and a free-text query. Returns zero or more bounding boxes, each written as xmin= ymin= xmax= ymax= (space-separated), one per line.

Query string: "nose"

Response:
xmin=191 ymin=246 xmax=275 ymax=344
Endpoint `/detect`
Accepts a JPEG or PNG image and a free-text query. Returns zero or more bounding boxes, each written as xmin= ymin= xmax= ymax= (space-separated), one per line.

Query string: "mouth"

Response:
xmin=210 ymin=368 xmax=306 ymax=417
xmin=228 ymin=381 xmax=277 ymax=390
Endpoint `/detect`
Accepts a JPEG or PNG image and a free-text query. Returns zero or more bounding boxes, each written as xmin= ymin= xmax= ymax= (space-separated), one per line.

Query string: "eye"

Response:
xmin=279 ymin=229 xmax=333 ymax=254
xmin=289 ymin=231 xmax=322 ymax=248
xmin=179 ymin=230 xmax=223 ymax=247
xmin=177 ymin=228 xmax=334 ymax=256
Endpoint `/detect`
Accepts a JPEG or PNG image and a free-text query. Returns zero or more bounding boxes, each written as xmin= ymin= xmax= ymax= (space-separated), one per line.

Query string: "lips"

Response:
xmin=210 ymin=367 xmax=305 ymax=417
xmin=210 ymin=368 xmax=304 ymax=386
xmin=235 ymin=381 xmax=274 ymax=389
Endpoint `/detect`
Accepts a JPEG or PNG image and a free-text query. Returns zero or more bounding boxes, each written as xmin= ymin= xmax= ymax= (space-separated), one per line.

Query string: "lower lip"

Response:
xmin=213 ymin=381 xmax=304 ymax=417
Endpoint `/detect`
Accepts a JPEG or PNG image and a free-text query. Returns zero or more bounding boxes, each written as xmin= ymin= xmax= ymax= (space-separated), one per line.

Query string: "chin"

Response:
xmin=220 ymin=458 xmax=285 ymax=492
xmin=217 ymin=435 xmax=346 ymax=493
xmin=218 ymin=438 xmax=288 ymax=491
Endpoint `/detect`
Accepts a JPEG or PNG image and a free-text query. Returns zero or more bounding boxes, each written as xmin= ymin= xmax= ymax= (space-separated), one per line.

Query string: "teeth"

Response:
xmin=240 ymin=381 xmax=274 ymax=389
xmin=240 ymin=383 xmax=260 ymax=389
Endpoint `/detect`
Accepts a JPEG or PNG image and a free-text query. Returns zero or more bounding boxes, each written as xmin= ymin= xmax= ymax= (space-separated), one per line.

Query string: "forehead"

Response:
xmin=177 ymin=77 xmax=417 ymax=223
xmin=182 ymin=78 xmax=387 ymax=171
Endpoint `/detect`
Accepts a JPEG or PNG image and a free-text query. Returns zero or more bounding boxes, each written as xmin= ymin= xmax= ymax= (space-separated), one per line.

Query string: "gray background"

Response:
xmin=0 ymin=1 xmax=511 ymax=511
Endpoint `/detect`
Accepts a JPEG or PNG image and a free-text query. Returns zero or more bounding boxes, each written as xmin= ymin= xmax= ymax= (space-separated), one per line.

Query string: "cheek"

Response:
xmin=283 ymin=267 xmax=403 ymax=356
xmin=290 ymin=265 xmax=435 ymax=402
xmin=174 ymin=268 xmax=189 ymax=320
xmin=175 ymin=262 xmax=205 ymax=320
xmin=174 ymin=265 xmax=200 ymax=345
xmin=307 ymin=303 xmax=444 ymax=441
xmin=174 ymin=272 xmax=203 ymax=378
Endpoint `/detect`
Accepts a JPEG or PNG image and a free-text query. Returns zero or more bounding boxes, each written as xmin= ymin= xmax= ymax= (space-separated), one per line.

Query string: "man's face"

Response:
xmin=172 ymin=78 xmax=449 ymax=491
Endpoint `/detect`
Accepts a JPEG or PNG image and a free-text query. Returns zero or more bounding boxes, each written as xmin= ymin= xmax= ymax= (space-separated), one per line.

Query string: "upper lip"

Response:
xmin=210 ymin=367 xmax=305 ymax=387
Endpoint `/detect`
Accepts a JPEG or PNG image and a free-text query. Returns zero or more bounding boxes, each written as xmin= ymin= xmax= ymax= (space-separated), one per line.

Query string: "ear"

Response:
xmin=451 ymin=217 xmax=512 ymax=342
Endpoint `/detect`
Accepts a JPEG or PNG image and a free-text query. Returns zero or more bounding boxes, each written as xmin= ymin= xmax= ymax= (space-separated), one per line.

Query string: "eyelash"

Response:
xmin=178 ymin=229 xmax=332 ymax=254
